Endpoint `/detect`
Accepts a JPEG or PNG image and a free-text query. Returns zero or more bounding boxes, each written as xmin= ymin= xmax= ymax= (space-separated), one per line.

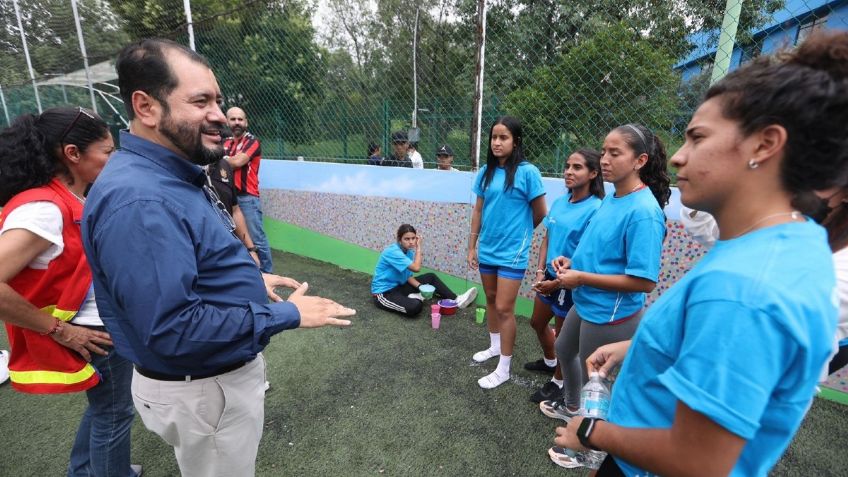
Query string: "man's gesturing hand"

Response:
xmin=287 ymin=282 xmax=355 ymax=328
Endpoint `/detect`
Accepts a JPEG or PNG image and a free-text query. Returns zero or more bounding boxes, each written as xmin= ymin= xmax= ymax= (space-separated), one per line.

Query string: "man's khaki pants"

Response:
xmin=131 ymin=354 xmax=266 ymax=477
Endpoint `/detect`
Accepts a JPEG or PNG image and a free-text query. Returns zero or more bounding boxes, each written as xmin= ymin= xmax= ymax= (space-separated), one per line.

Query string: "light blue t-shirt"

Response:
xmin=542 ymin=193 xmax=602 ymax=275
xmin=608 ymin=221 xmax=837 ymax=477
xmin=473 ymin=162 xmax=546 ymax=269
xmin=571 ymin=187 xmax=665 ymax=324
xmin=371 ymin=243 xmax=414 ymax=294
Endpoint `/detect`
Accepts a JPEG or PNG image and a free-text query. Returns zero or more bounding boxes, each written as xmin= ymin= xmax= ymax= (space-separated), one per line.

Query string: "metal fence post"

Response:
xmin=12 ymin=0 xmax=42 ymax=113
xmin=71 ymin=0 xmax=98 ymax=113
xmin=710 ymin=0 xmax=744 ymax=85
xmin=470 ymin=0 xmax=487 ymax=171
xmin=184 ymin=0 xmax=196 ymax=51
xmin=0 ymin=85 xmax=10 ymax=126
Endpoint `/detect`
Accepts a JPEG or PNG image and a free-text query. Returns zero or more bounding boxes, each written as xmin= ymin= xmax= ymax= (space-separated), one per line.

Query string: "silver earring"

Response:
xmin=748 ymin=159 xmax=759 ymax=169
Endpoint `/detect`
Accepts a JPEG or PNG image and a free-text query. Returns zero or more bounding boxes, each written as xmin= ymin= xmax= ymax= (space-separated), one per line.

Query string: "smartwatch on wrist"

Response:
xmin=577 ymin=417 xmax=602 ymax=451
xmin=247 ymin=246 xmax=258 ymax=253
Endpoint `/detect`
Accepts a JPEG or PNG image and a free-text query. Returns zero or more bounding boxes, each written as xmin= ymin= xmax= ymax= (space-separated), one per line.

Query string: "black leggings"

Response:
xmin=596 ymin=454 xmax=626 ymax=476
xmin=372 ymin=273 xmax=455 ymax=318
xmin=829 ymin=345 xmax=848 ymax=375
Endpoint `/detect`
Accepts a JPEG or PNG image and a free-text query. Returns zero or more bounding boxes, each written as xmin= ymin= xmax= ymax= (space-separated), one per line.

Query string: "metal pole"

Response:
xmin=412 ymin=6 xmax=419 ymax=128
xmin=12 ymin=0 xmax=41 ymax=113
xmin=710 ymin=0 xmax=744 ymax=85
xmin=0 ymin=85 xmax=10 ymax=126
xmin=470 ymin=0 xmax=487 ymax=170
xmin=183 ymin=0 xmax=196 ymax=51
xmin=70 ymin=0 xmax=98 ymax=113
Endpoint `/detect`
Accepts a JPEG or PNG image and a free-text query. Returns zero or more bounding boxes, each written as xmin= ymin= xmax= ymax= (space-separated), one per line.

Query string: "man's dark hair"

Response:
xmin=116 ymin=38 xmax=211 ymax=120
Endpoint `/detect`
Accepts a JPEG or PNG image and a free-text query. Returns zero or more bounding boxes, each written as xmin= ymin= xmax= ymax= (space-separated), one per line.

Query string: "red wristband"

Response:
xmin=42 ymin=318 xmax=63 ymax=336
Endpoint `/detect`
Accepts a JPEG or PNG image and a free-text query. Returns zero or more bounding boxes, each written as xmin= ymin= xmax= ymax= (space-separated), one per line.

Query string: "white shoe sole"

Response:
xmin=457 ymin=288 xmax=478 ymax=308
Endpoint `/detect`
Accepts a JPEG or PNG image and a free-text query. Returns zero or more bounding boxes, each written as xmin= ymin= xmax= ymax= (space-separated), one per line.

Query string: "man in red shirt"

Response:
xmin=224 ymin=107 xmax=273 ymax=272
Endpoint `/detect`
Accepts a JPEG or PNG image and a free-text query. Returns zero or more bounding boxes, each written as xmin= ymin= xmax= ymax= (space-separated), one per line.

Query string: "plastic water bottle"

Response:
xmin=576 ymin=372 xmax=610 ymax=469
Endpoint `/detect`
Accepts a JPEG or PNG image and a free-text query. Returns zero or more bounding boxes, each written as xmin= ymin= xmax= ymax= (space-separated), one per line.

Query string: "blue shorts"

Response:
xmin=478 ymin=263 xmax=526 ymax=281
xmin=537 ymin=288 xmax=573 ymax=317
xmin=535 ymin=270 xmax=573 ymax=317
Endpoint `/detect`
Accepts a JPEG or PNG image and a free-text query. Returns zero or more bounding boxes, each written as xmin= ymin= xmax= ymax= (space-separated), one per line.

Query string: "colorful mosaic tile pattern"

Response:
xmin=263 ymin=189 xmax=847 ymax=393
xmin=263 ymin=190 xmax=707 ymax=300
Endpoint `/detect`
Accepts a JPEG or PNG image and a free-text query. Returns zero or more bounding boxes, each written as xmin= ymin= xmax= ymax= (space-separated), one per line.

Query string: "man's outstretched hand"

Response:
xmin=287 ymin=282 xmax=355 ymax=328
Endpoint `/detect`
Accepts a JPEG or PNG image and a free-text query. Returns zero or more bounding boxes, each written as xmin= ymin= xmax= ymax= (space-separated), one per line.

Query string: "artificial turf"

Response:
xmin=1 ymin=250 xmax=847 ymax=476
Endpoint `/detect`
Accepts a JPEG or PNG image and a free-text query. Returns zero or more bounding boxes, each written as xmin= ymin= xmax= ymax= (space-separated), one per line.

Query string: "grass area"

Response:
xmin=1 ymin=250 xmax=847 ymax=476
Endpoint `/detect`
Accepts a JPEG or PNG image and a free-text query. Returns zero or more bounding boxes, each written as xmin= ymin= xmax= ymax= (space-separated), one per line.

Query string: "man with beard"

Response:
xmin=81 ymin=38 xmax=355 ymax=477
xmin=223 ymin=107 xmax=273 ymax=273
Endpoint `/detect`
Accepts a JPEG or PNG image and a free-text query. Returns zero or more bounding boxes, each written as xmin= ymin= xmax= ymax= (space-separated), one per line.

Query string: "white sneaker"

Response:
xmin=0 ymin=350 xmax=9 ymax=385
xmin=478 ymin=370 xmax=509 ymax=389
xmin=548 ymin=447 xmax=582 ymax=468
xmin=472 ymin=347 xmax=500 ymax=363
xmin=407 ymin=293 xmax=424 ymax=301
xmin=456 ymin=288 xmax=478 ymax=309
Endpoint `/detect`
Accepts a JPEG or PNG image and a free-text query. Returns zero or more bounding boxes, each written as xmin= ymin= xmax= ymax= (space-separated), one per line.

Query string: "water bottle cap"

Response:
xmin=589 ymin=371 xmax=599 ymax=378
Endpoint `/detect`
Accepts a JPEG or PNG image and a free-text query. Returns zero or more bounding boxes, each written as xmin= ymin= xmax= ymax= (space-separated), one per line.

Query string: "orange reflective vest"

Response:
xmin=1 ymin=178 xmax=100 ymax=393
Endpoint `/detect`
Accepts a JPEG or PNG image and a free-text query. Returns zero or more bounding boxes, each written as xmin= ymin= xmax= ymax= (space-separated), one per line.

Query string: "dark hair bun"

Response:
xmin=787 ymin=30 xmax=848 ymax=80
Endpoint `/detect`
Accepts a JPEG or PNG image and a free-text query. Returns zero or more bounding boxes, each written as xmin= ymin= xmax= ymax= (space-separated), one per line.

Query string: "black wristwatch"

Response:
xmin=577 ymin=417 xmax=602 ymax=451
xmin=247 ymin=246 xmax=258 ymax=253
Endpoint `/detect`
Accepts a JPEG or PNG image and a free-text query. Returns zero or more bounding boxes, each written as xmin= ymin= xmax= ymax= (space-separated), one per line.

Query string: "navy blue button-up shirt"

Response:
xmin=82 ymin=131 xmax=300 ymax=375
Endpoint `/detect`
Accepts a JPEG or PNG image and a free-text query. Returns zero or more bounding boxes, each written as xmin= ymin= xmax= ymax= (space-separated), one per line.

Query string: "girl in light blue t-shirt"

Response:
xmin=525 ymin=149 xmax=604 ymax=404
xmin=467 ymin=116 xmax=547 ymax=389
xmin=554 ymin=32 xmax=847 ymax=476
xmin=372 ymin=224 xmax=477 ymax=317
xmin=540 ymin=123 xmax=671 ymax=440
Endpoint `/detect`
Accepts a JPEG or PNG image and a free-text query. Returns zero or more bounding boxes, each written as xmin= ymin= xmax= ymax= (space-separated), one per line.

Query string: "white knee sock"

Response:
xmin=473 ymin=332 xmax=501 ymax=363
xmin=478 ymin=354 xmax=511 ymax=389
xmin=489 ymin=332 xmax=501 ymax=350
xmin=495 ymin=354 xmax=512 ymax=376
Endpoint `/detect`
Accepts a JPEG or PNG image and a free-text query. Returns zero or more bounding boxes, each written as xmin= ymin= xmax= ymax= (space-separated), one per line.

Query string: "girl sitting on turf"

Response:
xmin=467 ymin=116 xmax=548 ymax=389
xmin=540 ymin=123 xmax=670 ymax=429
xmin=526 ymin=149 xmax=605 ymax=404
xmin=372 ymin=224 xmax=477 ymax=317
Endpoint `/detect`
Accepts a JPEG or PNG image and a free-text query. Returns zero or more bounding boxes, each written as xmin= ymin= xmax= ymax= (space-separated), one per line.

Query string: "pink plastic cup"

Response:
xmin=431 ymin=313 xmax=441 ymax=329
xmin=431 ymin=304 xmax=441 ymax=314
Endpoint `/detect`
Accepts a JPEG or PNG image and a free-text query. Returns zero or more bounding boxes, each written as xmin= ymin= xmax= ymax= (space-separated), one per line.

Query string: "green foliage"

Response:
xmin=505 ymin=23 xmax=680 ymax=162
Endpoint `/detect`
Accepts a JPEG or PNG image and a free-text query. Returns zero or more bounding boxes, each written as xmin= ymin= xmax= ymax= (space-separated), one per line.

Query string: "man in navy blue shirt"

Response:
xmin=82 ymin=38 xmax=354 ymax=477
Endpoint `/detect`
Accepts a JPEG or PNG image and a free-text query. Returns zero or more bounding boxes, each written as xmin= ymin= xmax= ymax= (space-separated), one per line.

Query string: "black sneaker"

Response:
xmin=530 ymin=381 xmax=562 ymax=403
xmin=524 ymin=358 xmax=557 ymax=374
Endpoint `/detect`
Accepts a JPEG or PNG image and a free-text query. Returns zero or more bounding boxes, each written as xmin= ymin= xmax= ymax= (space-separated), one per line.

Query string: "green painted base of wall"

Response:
xmin=264 ymin=218 xmax=535 ymax=317
xmin=819 ymin=386 xmax=848 ymax=406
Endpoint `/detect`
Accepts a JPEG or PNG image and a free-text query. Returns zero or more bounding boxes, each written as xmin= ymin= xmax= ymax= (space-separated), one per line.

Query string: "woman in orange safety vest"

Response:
xmin=0 ymin=107 xmax=140 ymax=476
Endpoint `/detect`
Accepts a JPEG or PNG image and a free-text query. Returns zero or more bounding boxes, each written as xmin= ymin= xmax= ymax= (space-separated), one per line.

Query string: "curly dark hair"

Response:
xmin=705 ymin=30 xmax=848 ymax=211
xmin=0 ymin=107 xmax=108 ymax=205
xmin=613 ymin=124 xmax=672 ymax=208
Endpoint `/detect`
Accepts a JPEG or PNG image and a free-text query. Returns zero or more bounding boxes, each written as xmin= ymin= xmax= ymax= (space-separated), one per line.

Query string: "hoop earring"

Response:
xmin=747 ymin=159 xmax=759 ymax=170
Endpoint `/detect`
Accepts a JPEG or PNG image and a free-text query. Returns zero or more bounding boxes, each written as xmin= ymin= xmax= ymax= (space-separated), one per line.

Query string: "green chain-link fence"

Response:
xmin=1 ymin=0 xmax=846 ymax=175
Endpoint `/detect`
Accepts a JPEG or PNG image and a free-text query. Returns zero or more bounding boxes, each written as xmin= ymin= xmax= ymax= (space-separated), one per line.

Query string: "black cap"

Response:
xmin=436 ymin=144 xmax=454 ymax=156
xmin=391 ymin=131 xmax=408 ymax=143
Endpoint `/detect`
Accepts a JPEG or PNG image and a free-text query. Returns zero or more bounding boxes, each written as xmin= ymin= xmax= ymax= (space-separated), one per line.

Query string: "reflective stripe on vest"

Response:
xmin=41 ymin=304 xmax=77 ymax=322
xmin=9 ymin=363 xmax=97 ymax=385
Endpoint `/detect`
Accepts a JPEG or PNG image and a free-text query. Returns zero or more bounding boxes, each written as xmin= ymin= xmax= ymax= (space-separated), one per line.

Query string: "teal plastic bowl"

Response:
xmin=419 ymin=284 xmax=436 ymax=299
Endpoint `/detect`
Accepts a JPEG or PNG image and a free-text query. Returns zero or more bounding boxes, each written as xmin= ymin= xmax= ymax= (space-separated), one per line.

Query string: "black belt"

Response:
xmin=134 ymin=360 xmax=249 ymax=382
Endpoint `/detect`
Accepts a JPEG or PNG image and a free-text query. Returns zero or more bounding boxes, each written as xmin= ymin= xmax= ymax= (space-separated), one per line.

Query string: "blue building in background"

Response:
xmin=676 ymin=0 xmax=848 ymax=81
